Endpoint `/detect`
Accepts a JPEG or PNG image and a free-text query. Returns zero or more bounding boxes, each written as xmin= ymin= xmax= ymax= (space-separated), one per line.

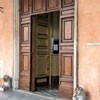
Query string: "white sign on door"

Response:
xmin=54 ymin=44 xmax=58 ymax=51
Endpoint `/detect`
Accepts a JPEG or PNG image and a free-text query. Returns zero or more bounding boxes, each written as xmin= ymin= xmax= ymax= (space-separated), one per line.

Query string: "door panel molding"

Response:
xmin=61 ymin=17 xmax=74 ymax=44
xmin=61 ymin=0 xmax=74 ymax=8
xmin=21 ymin=24 xmax=30 ymax=45
xmin=61 ymin=53 xmax=73 ymax=77
xmin=46 ymin=0 xmax=60 ymax=11
xmin=20 ymin=0 xmax=31 ymax=15
xmin=32 ymin=0 xmax=45 ymax=13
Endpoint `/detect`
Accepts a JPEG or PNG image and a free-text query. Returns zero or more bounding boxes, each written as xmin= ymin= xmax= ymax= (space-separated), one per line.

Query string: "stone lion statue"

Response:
xmin=2 ymin=75 xmax=12 ymax=90
xmin=72 ymin=87 xmax=87 ymax=100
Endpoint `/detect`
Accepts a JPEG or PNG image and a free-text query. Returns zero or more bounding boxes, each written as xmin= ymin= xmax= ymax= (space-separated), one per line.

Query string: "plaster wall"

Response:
xmin=0 ymin=0 xmax=13 ymax=85
xmin=78 ymin=0 xmax=100 ymax=100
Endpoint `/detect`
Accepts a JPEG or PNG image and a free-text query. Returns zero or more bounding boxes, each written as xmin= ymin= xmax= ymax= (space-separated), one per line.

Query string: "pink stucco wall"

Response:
xmin=0 ymin=1 xmax=100 ymax=99
xmin=0 ymin=0 xmax=13 ymax=85
xmin=78 ymin=0 xmax=100 ymax=100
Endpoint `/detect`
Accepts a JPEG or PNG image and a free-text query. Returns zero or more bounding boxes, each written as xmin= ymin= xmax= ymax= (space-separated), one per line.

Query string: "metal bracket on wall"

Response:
xmin=0 ymin=7 xmax=3 ymax=13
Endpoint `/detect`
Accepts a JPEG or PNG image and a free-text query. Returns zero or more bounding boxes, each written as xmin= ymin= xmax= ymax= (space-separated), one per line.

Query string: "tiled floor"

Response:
xmin=0 ymin=87 xmax=72 ymax=100
xmin=34 ymin=87 xmax=59 ymax=98
xmin=0 ymin=90 xmax=61 ymax=100
xmin=33 ymin=87 xmax=71 ymax=100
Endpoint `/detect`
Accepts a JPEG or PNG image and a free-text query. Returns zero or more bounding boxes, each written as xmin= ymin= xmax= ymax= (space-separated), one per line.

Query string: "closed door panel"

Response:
xmin=19 ymin=22 xmax=31 ymax=91
xmin=59 ymin=8 xmax=74 ymax=99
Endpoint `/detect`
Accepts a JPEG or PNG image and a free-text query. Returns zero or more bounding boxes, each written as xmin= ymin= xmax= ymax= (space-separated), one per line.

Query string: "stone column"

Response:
xmin=12 ymin=0 xmax=19 ymax=89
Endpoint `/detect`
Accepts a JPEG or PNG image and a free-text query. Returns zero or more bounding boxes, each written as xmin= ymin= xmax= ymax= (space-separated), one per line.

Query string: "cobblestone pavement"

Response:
xmin=0 ymin=90 xmax=67 ymax=100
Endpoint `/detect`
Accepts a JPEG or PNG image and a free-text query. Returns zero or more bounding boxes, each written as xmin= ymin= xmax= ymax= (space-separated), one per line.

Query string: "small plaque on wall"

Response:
xmin=87 ymin=42 xmax=100 ymax=46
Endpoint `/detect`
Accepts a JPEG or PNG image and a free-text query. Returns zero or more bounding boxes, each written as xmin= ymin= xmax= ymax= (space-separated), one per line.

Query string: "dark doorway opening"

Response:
xmin=31 ymin=11 xmax=60 ymax=98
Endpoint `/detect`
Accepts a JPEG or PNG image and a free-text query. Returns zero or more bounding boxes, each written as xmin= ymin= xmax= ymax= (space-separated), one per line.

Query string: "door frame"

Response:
xmin=13 ymin=0 xmax=20 ymax=89
xmin=13 ymin=0 xmax=78 ymax=90
xmin=31 ymin=13 xmax=58 ymax=91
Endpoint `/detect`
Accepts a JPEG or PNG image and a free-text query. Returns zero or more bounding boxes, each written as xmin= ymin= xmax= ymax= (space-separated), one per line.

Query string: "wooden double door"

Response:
xmin=19 ymin=0 xmax=75 ymax=99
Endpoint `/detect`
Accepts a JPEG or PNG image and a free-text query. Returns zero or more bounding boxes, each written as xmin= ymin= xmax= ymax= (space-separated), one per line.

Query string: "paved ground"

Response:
xmin=0 ymin=90 xmax=68 ymax=100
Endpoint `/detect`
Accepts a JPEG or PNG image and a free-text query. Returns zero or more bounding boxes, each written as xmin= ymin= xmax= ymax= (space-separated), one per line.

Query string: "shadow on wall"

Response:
xmin=0 ymin=7 xmax=3 ymax=13
xmin=86 ymin=91 xmax=90 ymax=100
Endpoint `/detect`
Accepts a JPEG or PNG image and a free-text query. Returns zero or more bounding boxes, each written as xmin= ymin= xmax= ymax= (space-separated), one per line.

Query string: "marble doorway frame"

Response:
xmin=13 ymin=0 xmax=20 ymax=89
xmin=12 ymin=0 xmax=78 ymax=90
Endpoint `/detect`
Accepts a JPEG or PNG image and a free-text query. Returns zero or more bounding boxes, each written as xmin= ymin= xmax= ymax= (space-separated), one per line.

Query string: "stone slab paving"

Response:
xmin=0 ymin=90 xmax=71 ymax=100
